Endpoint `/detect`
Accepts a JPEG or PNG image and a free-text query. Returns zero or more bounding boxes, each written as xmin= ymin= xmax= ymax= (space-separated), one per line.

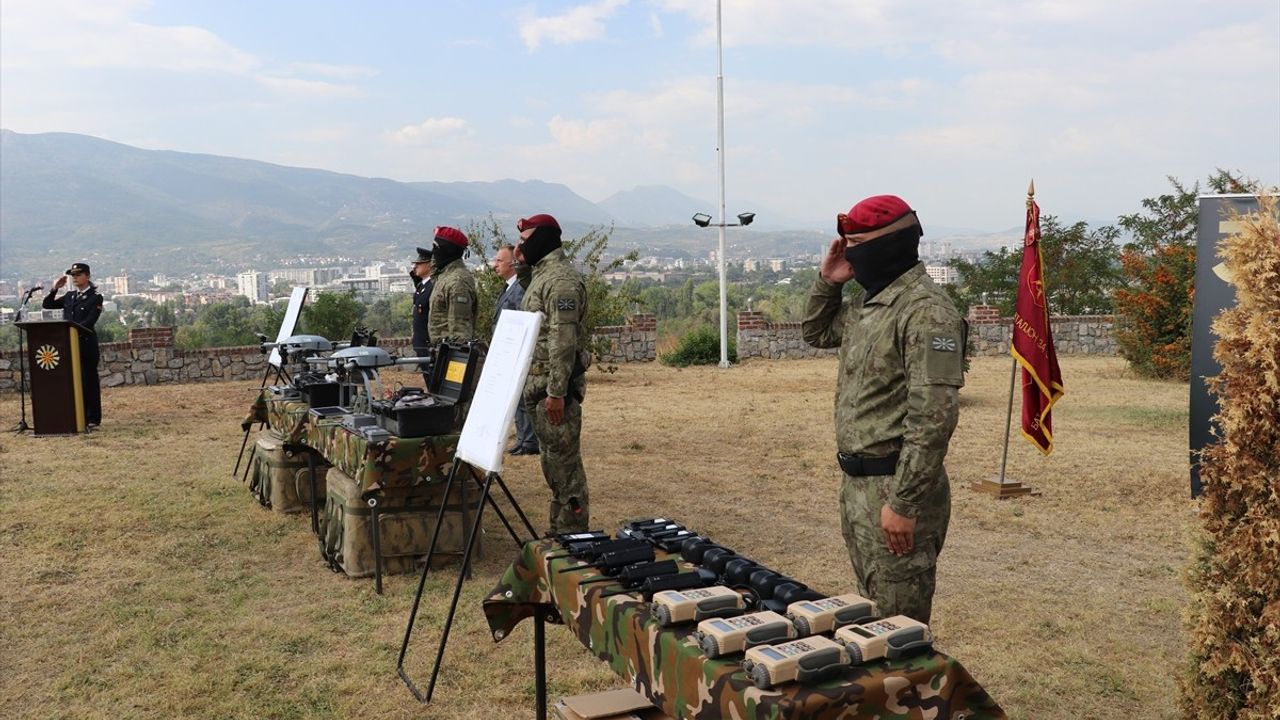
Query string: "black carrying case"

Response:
xmin=373 ymin=341 xmax=484 ymax=437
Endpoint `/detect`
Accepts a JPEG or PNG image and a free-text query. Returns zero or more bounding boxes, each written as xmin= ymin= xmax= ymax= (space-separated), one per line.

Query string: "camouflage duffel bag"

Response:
xmin=249 ymin=431 xmax=329 ymax=514
xmin=318 ymin=468 xmax=485 ymax=579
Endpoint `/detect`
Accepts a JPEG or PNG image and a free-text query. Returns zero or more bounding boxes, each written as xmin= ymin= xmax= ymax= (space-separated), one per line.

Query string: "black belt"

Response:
xmin=838 ymin=452 xmax=900 ymax=477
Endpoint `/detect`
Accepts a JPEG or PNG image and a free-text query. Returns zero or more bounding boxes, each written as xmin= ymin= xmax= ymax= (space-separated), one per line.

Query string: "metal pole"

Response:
xmin=715 ymin=0 xmax=730 ymax=368
xmin=999 ymin=358 xmax=1017 ymax=483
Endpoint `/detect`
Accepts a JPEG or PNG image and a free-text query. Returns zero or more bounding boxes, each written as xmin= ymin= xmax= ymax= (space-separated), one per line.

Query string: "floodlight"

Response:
xmin=736 ymin=212 xmax=755 ymax=227
xmin=692 ymin=213 xmax=713 ymax=228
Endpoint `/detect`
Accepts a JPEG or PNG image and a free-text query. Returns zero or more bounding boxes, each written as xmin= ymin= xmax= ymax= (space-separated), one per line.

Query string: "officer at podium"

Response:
xmin=43 ymin=262 xmax=104 ymax=428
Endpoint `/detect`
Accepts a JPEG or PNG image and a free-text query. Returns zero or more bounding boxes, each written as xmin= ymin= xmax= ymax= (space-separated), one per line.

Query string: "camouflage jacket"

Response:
xmin=802 ymin=263 xmax=965 ymax=519
xmin=428 ymin=259 xmax=477 ymax=342
xmin=521 ymin=248 xmax=588 ymax=399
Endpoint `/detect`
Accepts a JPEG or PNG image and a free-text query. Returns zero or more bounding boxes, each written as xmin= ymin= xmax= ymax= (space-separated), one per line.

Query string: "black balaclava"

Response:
xmin=432 ymin=239 xmax=465 ymax=272
xmin=520 ymin=225 xmax=562 ymax=267
xmin=845 ymin=225 xmax=922 ymax=300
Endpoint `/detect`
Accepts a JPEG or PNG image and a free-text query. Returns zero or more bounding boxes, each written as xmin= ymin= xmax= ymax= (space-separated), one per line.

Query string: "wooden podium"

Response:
xmin=15 ymin=319 xmax=94 ymax=435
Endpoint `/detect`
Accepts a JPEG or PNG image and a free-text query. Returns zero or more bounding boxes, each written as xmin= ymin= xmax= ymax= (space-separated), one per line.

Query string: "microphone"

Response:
xmin=24 ymin=285 xmax=43 ymax=297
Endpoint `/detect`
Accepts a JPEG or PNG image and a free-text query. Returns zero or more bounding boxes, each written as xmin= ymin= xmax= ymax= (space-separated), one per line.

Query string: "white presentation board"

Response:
xmin=455 ymin=310 xmax=542 ymax=474
xmin=269 ymin=287 xmax=309 ymax=367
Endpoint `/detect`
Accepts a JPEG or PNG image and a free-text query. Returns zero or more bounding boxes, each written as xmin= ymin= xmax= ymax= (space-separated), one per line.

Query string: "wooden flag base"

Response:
xmin=971 ymin=476 xmax=1040 ymax=498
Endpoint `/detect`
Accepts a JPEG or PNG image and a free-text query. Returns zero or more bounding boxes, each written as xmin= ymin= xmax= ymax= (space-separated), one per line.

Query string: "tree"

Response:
xmin=465 ymin=215 xmax=641 ymax=365
xmin=302 ymin=290 xmax=364 ymax=342
xmin=363 ymin=294 xmax=414 ymax=339
xmin=945 ymin=215 xmax=1122 ymax=317
xmin=1113 ymin=171 xmax=1252 ymax=380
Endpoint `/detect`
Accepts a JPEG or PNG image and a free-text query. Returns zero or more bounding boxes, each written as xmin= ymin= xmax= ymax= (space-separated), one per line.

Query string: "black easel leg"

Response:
xmin=468 ymin=473 xmax=536 ymax=548
xmin=308 ymin=453 xmax=320 ymax=535
xmin=423 ymin=472 xmax=493 ymax=702
xmin=397 ymin=460 xmax=465 ymax=702
xmin=370 ymin=498 xmax=383 ymax=595
xmin=491 ymin=473 xmax=540 ymax=539
xmin=535 ymin=606 xmax=548 ymax=720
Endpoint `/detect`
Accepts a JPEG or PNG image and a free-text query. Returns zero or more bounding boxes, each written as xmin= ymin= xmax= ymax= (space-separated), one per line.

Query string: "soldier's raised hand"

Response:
xmin=53 ymin=275 xmax=68 ymax=290
xmin=820 ymin=237 xmax=854 ymax=285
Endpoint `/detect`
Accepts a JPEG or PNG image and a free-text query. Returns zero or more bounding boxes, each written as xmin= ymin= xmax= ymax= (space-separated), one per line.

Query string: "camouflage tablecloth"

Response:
xmin=243 ymin=389 xmax=311 ymax=444
xmin=484 ymin=540 xmax=1006 ymax=720
xmin=245 ymin=389 xmax=461 ymax=497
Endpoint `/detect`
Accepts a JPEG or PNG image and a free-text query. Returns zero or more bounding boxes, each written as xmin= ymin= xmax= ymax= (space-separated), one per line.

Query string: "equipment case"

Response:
xmin=317 ymin=467 xmax=485 ymax=579
xmin=249 ymin=431 xmax=329 ymax=513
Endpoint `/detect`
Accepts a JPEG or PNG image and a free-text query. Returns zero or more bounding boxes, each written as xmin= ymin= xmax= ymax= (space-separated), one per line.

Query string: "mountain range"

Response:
xmin=0 ymin=130 xmax=1012 ymax=280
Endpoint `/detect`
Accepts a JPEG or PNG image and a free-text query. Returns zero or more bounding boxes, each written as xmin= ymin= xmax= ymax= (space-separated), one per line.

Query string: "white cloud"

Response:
xmin=547 ymin=115 xmax=627 ymax=149
xmin=1 ymin=0 xmax=258 ymax=72
xmin=387 ymin=117 xmax=474 ymax=145
xmin=285 ymin=62 xmax=378 ymax=80
xmin=649 ymin=12 xmax=664 ymax=38
xmin=257 ymin=76 xmax=363 ymax=100
xmin=518 ymin=0 xmax=629 ymax=51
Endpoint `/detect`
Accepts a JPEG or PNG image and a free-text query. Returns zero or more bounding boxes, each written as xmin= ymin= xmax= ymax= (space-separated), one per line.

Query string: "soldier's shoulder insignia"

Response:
xmin=454 ymin=295 xmax=470 ymax=304
xmin=556 ymin=297 xmax=577 ymax=311
xmin=931 ymin=336 xmax=956 ymax=352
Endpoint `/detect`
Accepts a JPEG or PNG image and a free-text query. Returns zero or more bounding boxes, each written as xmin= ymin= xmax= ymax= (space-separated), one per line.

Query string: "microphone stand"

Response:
xmin=11 ymin=286 xmax=40 ymax=434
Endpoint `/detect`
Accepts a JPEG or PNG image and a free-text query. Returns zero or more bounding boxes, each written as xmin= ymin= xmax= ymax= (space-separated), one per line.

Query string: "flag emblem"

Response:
xmin=35 ymin=345 xmax=60 ymax=370
xmin=931 ymin=336 xmax=957 ymax=352
xmin=557 ymin=298 xmax=576 ymax=311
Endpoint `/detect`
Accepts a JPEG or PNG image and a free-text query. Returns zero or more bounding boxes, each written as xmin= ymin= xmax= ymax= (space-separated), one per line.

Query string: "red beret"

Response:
xmin=516 ymin=214 xmax=561 ymax=232
xmin=433 ymin=226 xmax=469 ymax=247
xmin=837 ymin=195 xmax=918 ymax=238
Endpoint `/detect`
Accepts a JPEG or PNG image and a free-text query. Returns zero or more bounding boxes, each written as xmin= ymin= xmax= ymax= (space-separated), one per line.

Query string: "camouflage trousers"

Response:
xmin=527 ymin=381 xmax=589 ymax=535
xmin=839 ymin=471 xmax=950 ymax=624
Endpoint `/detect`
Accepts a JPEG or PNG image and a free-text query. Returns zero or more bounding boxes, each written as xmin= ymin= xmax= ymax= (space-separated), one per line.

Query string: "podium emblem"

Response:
xmin=35 ymin=345 xmax=60 ymax=370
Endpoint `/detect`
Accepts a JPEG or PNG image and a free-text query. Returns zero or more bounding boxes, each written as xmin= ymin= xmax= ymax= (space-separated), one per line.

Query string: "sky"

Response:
xmin=2 ymin=0 xmax=1278 ymax=232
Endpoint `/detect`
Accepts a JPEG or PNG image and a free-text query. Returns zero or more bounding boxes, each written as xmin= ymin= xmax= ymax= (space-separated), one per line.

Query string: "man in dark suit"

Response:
xmin=409 ymin=246 xmax=434 ymax=385
xmin=493 ymin=244 xmax=539 ymax=455
xmin=43 ymin=262 xmax=104 ymax=427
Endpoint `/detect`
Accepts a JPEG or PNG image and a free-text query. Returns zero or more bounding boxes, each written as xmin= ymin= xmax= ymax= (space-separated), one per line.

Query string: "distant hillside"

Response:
xmin=0 ymin=130 xmax=1011 ymax=280
xmin=0 ymin=130 xmax=620 ymax=278
xmin=598 ymin=185 xmax=712 ymax=227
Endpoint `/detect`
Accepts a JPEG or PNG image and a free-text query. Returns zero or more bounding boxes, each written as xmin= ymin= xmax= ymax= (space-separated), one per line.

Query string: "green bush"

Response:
xmin=661 ymin=326 xmax=736 ymax=367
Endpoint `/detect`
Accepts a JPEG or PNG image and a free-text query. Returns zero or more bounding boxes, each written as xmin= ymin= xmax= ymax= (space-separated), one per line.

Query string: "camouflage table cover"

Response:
xmin=245 ymin=389 xmax=461 ymax=498
xmin=243 ymin=389 xmax=311 ymax=444
xmin=484 ymin=540 xmax=1006 ymax=720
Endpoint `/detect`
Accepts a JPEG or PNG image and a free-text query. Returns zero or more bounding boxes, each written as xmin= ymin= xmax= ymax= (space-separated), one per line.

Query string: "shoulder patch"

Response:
xmin=931 ymin=336 xmax=956 ymax=352
xmin=556 ymin=297 xmax=577 ymax=311
xmin=454 ymin=295 xmax=471 ymax=304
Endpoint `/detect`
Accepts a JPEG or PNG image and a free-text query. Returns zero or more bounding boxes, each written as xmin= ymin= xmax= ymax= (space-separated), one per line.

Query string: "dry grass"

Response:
xmin=0 ymin=356 xmax=1192 ymax=719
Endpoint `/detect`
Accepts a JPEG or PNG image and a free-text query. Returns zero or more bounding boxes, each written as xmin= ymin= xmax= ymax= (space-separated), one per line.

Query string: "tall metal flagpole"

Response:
xmin=975 ymin=179 xmax=1037 ymax=498
xmin=715 ymin=0 xmax=730 ymax=368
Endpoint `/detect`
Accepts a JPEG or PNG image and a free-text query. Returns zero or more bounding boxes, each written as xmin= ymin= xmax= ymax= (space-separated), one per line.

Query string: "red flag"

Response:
xmin=1011 ymin=196 xmax=1065 ymax=454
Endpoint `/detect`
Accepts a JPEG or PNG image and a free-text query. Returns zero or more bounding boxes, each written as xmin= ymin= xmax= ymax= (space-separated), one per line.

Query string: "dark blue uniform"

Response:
xmin=43 ymin=283 xmax=104 ymax=425
xmin=411 ymin=274 xmax=434 ymax=384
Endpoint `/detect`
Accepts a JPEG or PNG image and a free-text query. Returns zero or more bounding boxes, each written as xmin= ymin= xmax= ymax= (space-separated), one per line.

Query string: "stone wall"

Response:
xmin=966 ymin=304 xmax=1117 ymax=356
xmin=0 ymin=315 xmax=658 ymax=391
xmin=734 ymin=305 xmax=1117 ymax=361
xmin=736 ymin=311 xmax=839 ymax=360
xmin=594 ymin=314 xmax=657 ymax=363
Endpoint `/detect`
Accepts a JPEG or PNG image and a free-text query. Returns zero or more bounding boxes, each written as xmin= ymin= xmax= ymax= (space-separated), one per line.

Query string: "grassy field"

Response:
xmin=0 ymin=356 xmax=1193 ymax=719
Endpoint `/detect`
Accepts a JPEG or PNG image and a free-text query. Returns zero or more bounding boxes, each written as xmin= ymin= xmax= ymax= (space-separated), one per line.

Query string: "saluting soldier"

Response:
xmin=801 ymin=195 xmax=966 ymax=624
xmin=409 ymin=245 xmax=434 ymax=384
xmin=43 ymin=262 xmax=105 ymax=428
xmin=514 ymin=213 xmax=590 ymax=534
xmin=427 ymin=226 xmax=477 ymax=343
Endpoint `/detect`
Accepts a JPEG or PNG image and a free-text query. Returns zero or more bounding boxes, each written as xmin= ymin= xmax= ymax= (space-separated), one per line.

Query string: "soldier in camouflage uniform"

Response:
xmin=427 ymin=226 xmax=477 ymax=342
xmin=514 ymin=213 xmax=591 ymax=534
xmin=802 ymin=195 xmax=966 ymax=624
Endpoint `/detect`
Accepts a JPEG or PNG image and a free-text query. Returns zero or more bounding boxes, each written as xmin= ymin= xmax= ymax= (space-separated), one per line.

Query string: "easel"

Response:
xmin=233 ymin=287 xmax=309 ymax=480
xmin=395 ymin=459 xmax=540 ymax=705
xmin=394 ymin=309 xmax=547 ymax=714
xmin=9 ymin=287 xmax=41 ymax=434
xmin=233 ymin=361 xmax=291 ymax=483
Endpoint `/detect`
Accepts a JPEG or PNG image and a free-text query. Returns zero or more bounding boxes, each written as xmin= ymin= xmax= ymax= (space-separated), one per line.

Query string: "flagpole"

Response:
xmin=975 ymin=179 xmax=1038 ymax=498
xmin=997 ymin=179 xmax=1035 ymax=485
